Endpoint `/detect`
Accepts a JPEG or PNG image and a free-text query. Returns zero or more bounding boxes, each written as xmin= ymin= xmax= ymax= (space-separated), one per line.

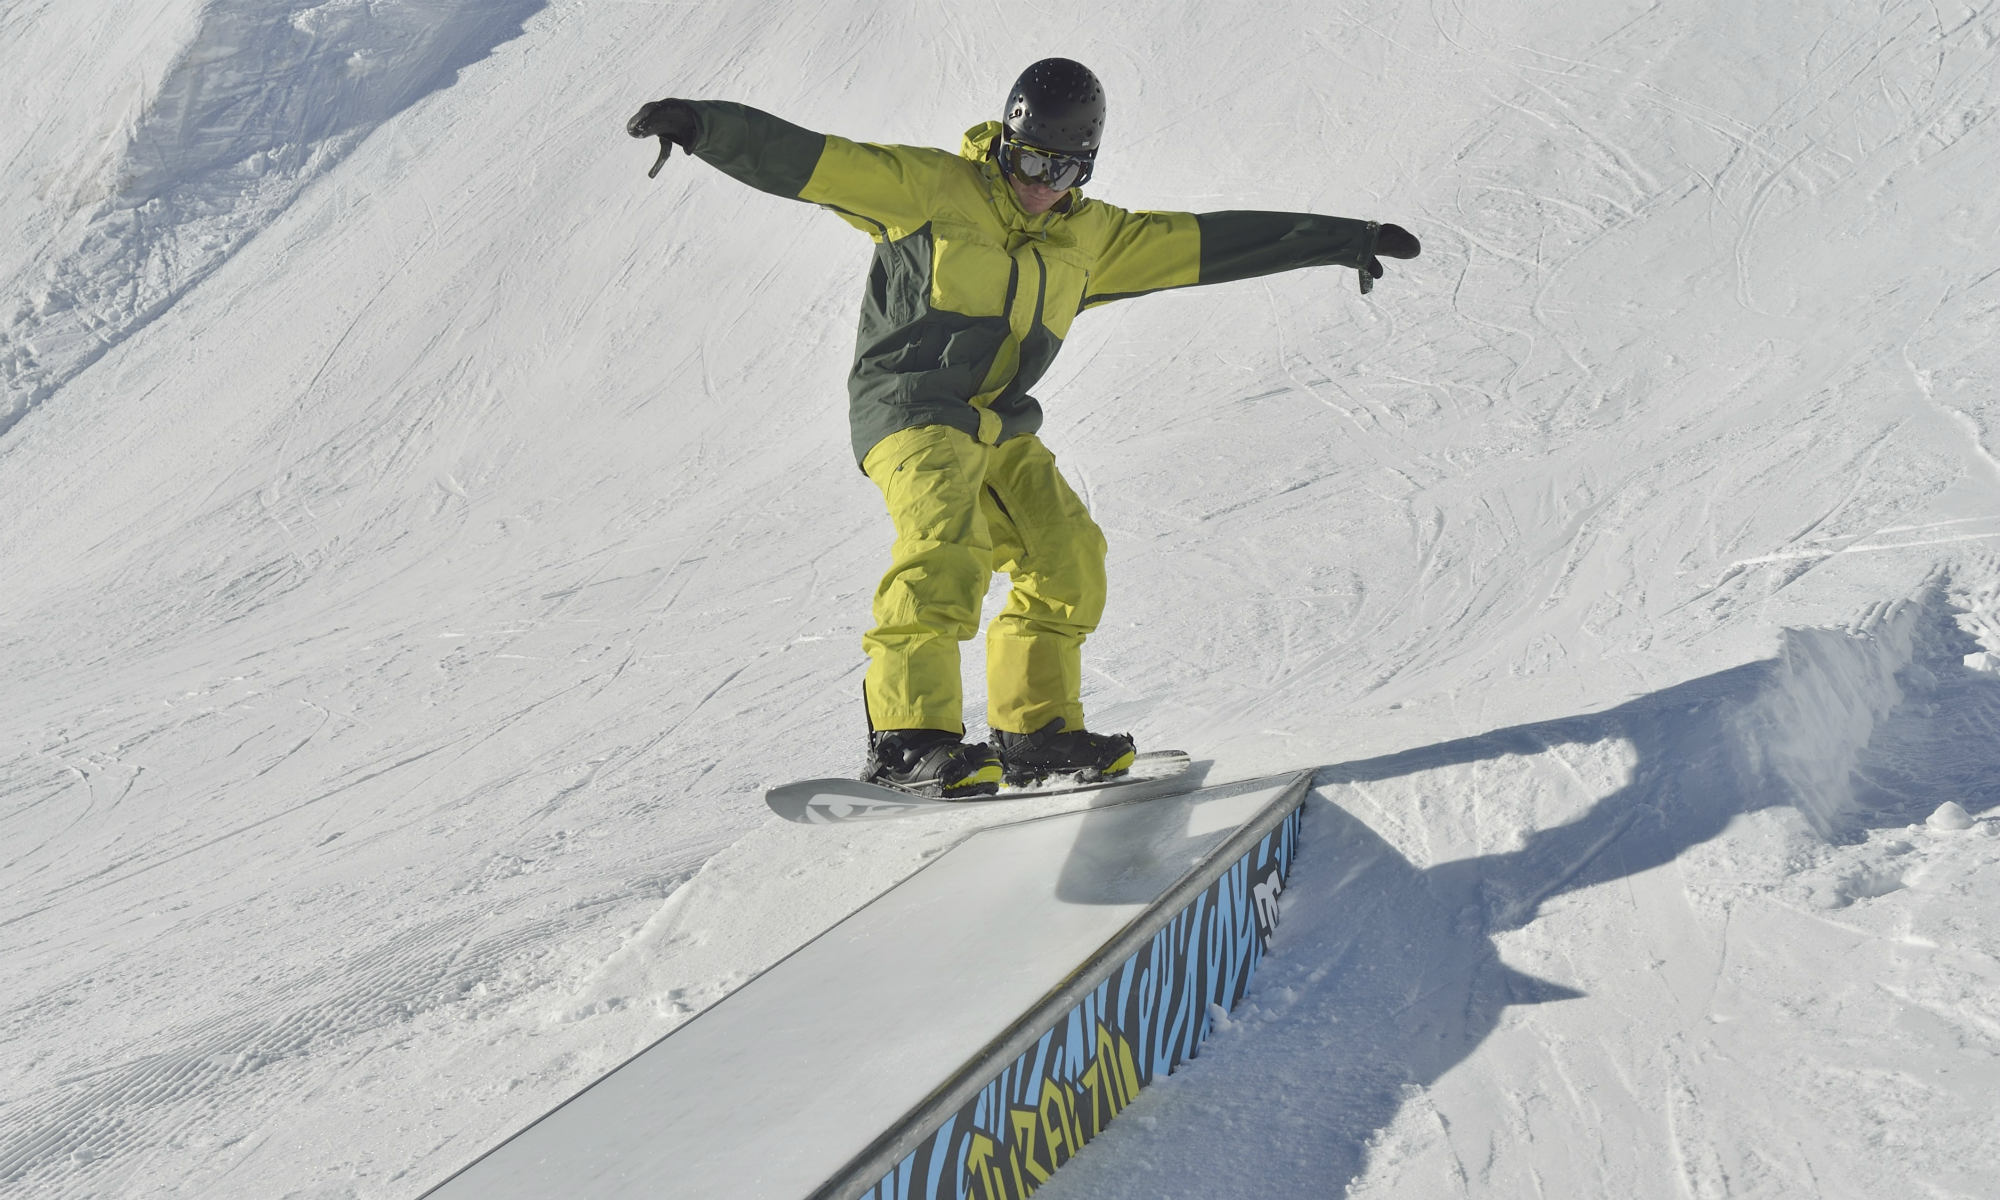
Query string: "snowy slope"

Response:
xmin=2 ymin=0 xmax=1998 ymax=1197
xmin=0 ymin=0 xmax=546 ymax=436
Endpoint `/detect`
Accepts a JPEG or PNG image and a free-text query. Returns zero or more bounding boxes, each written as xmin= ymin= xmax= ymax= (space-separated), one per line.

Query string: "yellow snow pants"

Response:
xmin=861 ymin=424 xmax=1108 ymax=736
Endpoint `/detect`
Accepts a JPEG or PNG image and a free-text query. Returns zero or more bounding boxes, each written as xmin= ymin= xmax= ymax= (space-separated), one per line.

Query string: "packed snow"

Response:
xmin=3 ymin=0 xmax=1998 ymax=1197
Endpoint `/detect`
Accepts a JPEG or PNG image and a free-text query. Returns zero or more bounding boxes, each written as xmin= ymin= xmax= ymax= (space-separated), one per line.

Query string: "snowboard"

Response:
xmin=765 ymin=750 xmax=1192 ymax=825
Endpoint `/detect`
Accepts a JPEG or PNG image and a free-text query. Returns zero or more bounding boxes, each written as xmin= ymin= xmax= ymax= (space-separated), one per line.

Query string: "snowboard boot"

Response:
xmin=863 ymin=729 xmax=1003 ymax=798
xmin=992 ymin=718 xmax=1137 ymax=788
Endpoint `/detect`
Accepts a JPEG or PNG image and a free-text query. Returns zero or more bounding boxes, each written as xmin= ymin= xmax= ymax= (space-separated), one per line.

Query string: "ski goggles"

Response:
xmin=998 ymin=135 xmax=1095 ymax=190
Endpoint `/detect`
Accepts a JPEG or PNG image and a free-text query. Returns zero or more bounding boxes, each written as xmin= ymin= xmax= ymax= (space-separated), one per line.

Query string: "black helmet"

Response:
xmin=1003 ymin=58 xmax=1105 ymax=155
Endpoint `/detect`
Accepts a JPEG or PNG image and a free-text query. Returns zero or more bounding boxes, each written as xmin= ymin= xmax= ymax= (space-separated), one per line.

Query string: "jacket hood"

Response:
xmin=961 ymin=120 xmax=1003 ymax=162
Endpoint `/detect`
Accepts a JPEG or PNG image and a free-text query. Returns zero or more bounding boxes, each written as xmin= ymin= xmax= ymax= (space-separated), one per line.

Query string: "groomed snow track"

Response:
xmin=420 ymin=772 xmax=1309 ymax=1200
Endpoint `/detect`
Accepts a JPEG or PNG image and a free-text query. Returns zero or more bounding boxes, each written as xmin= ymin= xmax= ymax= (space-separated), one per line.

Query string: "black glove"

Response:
xmin=1375 ymin=223 xmax=1420 ymax=260
xmin=1359 ymin=222 xmax=1419 ymax=292
xmin=626 ymin=99 xmax=700 ymax=147
xmin=627 ymin=99 xmax=701 ymax=178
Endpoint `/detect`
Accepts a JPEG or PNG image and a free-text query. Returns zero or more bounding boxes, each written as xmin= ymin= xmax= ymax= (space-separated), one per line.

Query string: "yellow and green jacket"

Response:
xmin=682 ymin=100 xmax=1384 ymax=465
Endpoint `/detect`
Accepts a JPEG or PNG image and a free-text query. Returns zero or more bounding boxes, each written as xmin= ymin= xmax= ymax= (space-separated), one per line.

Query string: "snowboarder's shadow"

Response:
xmin=1051 ymin=591 xmax=2000 ymax=1191
xmin=1308 ymin=604 xmax=1994 ymax=1188
xmin=1326 ymin=596 xmax=1999 ymax=936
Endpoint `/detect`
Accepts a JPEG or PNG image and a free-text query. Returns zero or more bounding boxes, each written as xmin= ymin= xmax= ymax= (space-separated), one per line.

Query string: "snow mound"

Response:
xmin=1742 ymin=573 xmax=2000 ymax=838
xmin=1927 ymin=801 xmax=1975 ymax=831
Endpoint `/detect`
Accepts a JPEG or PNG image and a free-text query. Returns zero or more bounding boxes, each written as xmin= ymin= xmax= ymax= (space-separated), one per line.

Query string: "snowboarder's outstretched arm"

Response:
xmin=1079 ymin=207 xmax=1421 ymax=309
xmin=627 ymin=98 xmax=943 ymax=239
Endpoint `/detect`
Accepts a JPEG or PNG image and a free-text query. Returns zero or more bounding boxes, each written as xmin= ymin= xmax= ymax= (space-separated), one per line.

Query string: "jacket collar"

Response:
xmin=962 ymin=121 xmax=1078 ymax=224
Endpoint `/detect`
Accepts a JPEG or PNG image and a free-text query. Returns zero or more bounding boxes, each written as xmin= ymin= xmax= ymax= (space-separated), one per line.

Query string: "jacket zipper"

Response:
xmin=825 ymin=202 xmax=888 ymax=239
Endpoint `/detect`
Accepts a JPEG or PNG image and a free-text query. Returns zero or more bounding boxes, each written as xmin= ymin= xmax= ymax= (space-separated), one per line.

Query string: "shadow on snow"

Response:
xmin=1226 ymin=586 xmax=2000 ymax=1190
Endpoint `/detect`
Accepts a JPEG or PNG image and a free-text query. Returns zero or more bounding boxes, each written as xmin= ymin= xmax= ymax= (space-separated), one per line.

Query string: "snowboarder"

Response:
xmin=628 ymin=59 xmax=1419 ymax=797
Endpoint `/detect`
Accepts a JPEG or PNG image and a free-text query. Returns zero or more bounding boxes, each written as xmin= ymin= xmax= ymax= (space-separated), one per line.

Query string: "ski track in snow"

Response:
xmin=3 ymin=0 xmax=2000 ymax=1196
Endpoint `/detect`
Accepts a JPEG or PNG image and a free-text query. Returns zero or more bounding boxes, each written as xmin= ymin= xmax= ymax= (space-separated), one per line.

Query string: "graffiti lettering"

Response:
xmin=1252 ymin=869 xmax=1284 ymax=944
xmin=1075 ymin=1021 xmax=1142 ymax=1138
xmin=961 ymin=1025 xmax=1145 ymax=1199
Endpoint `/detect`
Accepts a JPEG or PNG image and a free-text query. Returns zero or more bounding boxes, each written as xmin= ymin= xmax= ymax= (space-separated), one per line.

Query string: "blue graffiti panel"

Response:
xmin=859 ymin=804 xmax=1303 ymax=1200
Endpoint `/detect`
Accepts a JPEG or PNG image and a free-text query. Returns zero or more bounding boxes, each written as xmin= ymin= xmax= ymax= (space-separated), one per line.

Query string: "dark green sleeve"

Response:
xmin=1195 ymin=211 xmax=1382 ymax=284
xmin=682 ymin=100 xmax=828 ymax=200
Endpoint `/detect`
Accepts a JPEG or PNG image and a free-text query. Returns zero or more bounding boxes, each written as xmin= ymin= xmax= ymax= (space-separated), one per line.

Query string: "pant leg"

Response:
xmin=982 ymin=435 xmax=1109 ymax=735
xmin=861 ymin=425 xmax=993 ymax=733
